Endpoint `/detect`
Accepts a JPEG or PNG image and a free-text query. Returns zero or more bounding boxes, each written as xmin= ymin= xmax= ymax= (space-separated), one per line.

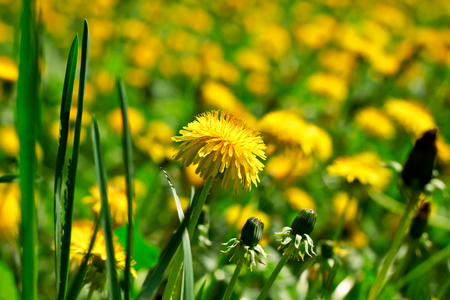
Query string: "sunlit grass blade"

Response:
xmin=137 ymin=195 xmax=197 ymax=300
xmin=117 ymin=78 xmax=135 ymax=300
xmin=91 ymin=117 xmax=122 ymax=300
xmin=54 ymin=34 xmax=78 ymax=300
xmin=17 ymin=0 xmax=38 ymax=299
xmin=0 ymin=174 xmax=19 ymax=183
xmin=162 ymin=170 xmax=195 ymax=300
xmin=66 ymin=215 xmax=101 ymax=300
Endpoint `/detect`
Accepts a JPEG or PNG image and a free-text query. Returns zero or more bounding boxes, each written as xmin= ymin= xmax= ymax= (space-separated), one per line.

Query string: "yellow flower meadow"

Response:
xmin=355 ymin=107 xmax=395 ymax=139
xmin=327 ymin=152 xmax=392 ymax=189
xmin=83 ymin=176 xmax=146 ymax=227
xmin=70 ymin=220 xmax=136 ymax=289
xmin=172 ymin=110 xmax=266 ymax=195
xmin=384 ymin=99 xmax=435 ymax=136
xmin=0 ymin=182 xmax=20 ymax=239
xmin=258 ymin=110 xmax=332 ymax=160
xmin=307 ymin=72 xmax=348 ymax=102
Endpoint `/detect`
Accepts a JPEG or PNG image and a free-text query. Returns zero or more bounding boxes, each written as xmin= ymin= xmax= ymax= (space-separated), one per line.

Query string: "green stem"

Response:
xmin=222 ymin=260 xmax=244 ymax=300
xmin=396 ymin=243 xmax=450 ymax=289
xmin=332 ymin=195 xmax=352 ymax=241
xmin=162 ymin=177 xmax=214 ymax=300
xmin=257 ymin=245 xmax=293 ymax=300
xmin=367 ymin=201 xmax=414 ymax=300
xmin=86 ymin=285 xmax=95 ymax=300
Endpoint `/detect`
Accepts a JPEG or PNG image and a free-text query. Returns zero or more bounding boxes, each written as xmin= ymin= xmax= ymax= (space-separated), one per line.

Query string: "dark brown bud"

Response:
xmin=401 ymin=129 xmax=437 ymax=190
xmin=240 ymin=217 xmax=264 ymax=247
xmin=291 ymin=209 xmax=317 ymax=236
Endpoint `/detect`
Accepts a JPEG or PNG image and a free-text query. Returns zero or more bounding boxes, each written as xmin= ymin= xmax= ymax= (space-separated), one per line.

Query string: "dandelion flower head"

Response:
xmin=355 ymin=107 xmax=395 ymax=139
xmin=258 ymin=110 xmax=332 ymax=160
xmin=384 ymin=99 xmax=435 ymax=136
xmin=0 ymin=182 xmax=20 ymax=239
xmin=327 ymin=152 xmax=391 ymax=189
xmin=172 ymin=110 xmax=266 ymax=195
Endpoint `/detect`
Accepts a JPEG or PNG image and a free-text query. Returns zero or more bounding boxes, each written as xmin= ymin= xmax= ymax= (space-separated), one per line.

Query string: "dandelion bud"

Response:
xmin=241 ymin=217 xmax=264 ymax=247
xmin=291 ymin=209 xmax=317 ymax=236
xmin=409 ymin=202 xmax=430 ymax=239
xmin=401 ymin=129 xmax=437 ymax=190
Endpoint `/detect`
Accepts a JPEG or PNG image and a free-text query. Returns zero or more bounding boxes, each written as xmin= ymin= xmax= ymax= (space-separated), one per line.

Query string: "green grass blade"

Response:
xmin=0 ymin=174 xmax=19 ymax=183
xmin=91 ymin=117 xmax=122 ymax=300
xmin=162 ymin=170 xmax=195 ymax=300
xmin=17 ymin=0 xmax=38 ymax=299
xmin=66 ymin=215 xmax=101 ymax=300
xmin=54 ymin=34 xmax=79 ymax=300
xmin=137 ymin=195 xmax=196 ymax=300
xmin=117 ymin=78 xmax=135 ymax=300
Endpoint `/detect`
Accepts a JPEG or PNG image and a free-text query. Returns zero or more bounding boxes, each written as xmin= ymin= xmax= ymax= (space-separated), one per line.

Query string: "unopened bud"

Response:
xmin=401 ymin=129 xmax=437 ymax=190
xmin=291 ymin=209 xmax=317 ymax=236
xmin=240 ymin=217 xmax=264 ymax=247
xmin=409 ymin=202 xmax=431 ymax=239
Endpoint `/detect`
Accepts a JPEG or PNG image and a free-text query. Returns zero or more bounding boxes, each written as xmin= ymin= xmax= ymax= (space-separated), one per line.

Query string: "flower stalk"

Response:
xmin=222 ymin=260 xmax=244 ymax=300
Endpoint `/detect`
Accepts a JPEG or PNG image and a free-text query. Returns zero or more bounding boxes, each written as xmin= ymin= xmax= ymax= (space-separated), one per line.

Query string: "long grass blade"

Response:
xmin=66 ymin=215 xmax=101 ymax=300
xmin=162 ymin=170 xmax=195 ymax=300
xmin=17 ymin=0 xmax=38 ymax=299
xmin=54 ymin=34 xmax=79 ymax=300
xmin=91 ymin=117 xmax=122 ymax=300
xmin=137 ymin=195 xmax=197 ymax=300
xmin=117 ymin=78 xmax=135 ymax=300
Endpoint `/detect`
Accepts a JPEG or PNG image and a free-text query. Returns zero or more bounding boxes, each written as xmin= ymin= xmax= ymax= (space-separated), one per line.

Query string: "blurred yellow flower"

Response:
xmin=0 ymin=125 xmax=19 ymax=156
xmin=259 ymin=110 xmax=332 ymax=160
xmin=371 ymin=4 xmax=407 ymax=30
xmin=355 ymin=107 xmax=395 ymax=139
xmin=347 ymin=225 xmax=369 ymax=250
xmin=225 ymin=204 xmax=270 ymax=246
xmin=184 ymin=164 xmax=205 ymax=187
xmin=327 ymin=152 xmax=391 ymax=189
xmin=294 ymin=16 xmax=336 ymax=49
xmin=83 ymin=176 xmax=146 ymax=227
xmin=0 ymin=56 xmax=19 ymax=82
xmin=266 ymin=152 xmax=313 ymax=183
xmin=307 ymin=72 xmax=348 ymax=102
xmin=135 ymin=121 xmax=175 ymax=164
xmin=367 ymin=50 xmax=401 ymax=76
xmin=245 ymin=72 xmax=270 ymax=95
xmin=415 ymin=28 xmax=448 ymax=64
xmin=319 ymin=50 xmax=356 ymax=78
xmin=172 ymin=111 xmax=266 ymax=195
xmin=107 ymin=107 xmax=146 ymax=136
xmin=125 ymin=68 xmax=150 ymax=87
xmin=0 ymin=22 xmax=13 ymax=43
xmin=131 ymin=37 xmax=164 ymax=68
xmin=157 ymin=55 xmax=179 ymax=78
xmin=95 ymin=70 xmax=115 ymax=93
xmin=180 ymin=56 xmax=202 ymax=78
xmin=255 ymin=24 xmax=291 ymax=60
xmin=0 ymin=183 xmax=20 ymax=239
xmin=235 ymin=48 xmax=270 ymax=73
xmin=384 ymin=99 xmax=435 ymax=136
xmin=333 ymin=192 xmax=358 ymax=222
xmin=168 ymin=195 xmax=190 ymax=213
xmin=436 ymin=138 xmax=450 ymax=164
xmin=285 ymin=187 xmax=316 ymax=211
xmin=70 ymin=220 xmax=136 ymax=290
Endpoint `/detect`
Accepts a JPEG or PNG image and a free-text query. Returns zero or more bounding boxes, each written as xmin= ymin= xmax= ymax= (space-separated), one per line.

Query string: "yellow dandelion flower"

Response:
xmin=346 ymin=225 xmax=369 ymax=250
xmin=0 ymin=56 xmax=19 ymax=82
xmin=135 ymin=121 xmax=174 ymax=164
xmin=436 ymin=138 xmax=450 ymax=164
xmin=294 ymin=16 xmax=336 ymax=49
xmin=266 ymin=152 xmax=313 ymax=183
xmin=367 ymin=50 xmax=401 ymax=76
xmin=307 ymin=72 xmax=348 ymax=102
xmin=83 ymin=176 xmax=146 ymax=227
xmin=384 ymin=99 xmax=435 ymax=136
xmin=327 ymin=152 xmax=392 ymax=189
xmin=70 ymin=220 xmax=136 ymax=290
xmin=0 ymin=125 xmax=20 ymax=156
xmin=355 ymin=107 xmax=395 ymax=139
xmin=333 ymin=192 xmax=358 ymax=222
xmin=245 ymin=72 xmax=270 ymax=95
xmin=172 ymin=111 xmax=266 ymax=195
xmin=235 ymin=48 xmax=270 ymax=73
xmin=0 ymin=182 xmax=20 ymax=239
xmin=185 ymin=164 xmax=205 ymax=187
xmin=319 ymin=49 xmax=356 ymax=78
xmin=258 ymin=110 xmax=332 ymax=160
xmin=107 ymin=107 xmax=146 ymax=136
xmin=285 ymin=187 xmax=316 ymax=211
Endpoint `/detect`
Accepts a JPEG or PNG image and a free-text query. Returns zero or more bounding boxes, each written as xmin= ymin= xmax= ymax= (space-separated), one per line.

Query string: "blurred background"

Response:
xmin=0 ymin=0 xmax=449 ymax=299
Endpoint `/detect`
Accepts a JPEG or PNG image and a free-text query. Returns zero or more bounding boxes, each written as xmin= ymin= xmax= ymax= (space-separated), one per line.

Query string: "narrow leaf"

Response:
xmin=0 ymin=174 xmax=19 ymax=183
xmin=54 ymin=34 xmax=79 ymax=300
xmin=117 ymin=78 xmax=135 ymax=300
xmin=137 ymin=195 xmax=197 ymax=300
xmin=162 ymin=170 xmax=195 ymax=300
xmin=17 ymin=0 xmax=39 ymax=298
xmin=92 ymin=117 xmax=122 ymax=300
